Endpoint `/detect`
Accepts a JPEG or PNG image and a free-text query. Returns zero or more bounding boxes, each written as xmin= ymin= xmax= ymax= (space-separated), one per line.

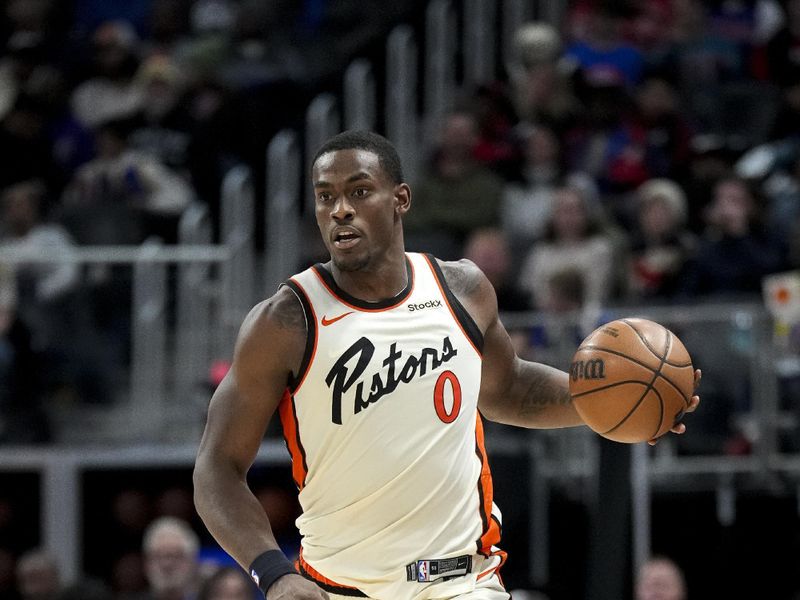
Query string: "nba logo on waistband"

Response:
xmin=417 ymin=560 xmax=430 ymax=582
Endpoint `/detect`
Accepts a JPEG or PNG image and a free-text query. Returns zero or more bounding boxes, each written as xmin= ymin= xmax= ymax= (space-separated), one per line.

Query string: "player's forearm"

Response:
xmin=483 ymin=359 xmax=584 ymax=429
xmin=193 ymin=455 xmax=283 ymax=568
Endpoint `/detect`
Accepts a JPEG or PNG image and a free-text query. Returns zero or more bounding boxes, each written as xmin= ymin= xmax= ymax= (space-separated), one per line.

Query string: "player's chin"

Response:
xmin=332 ymin=251 xmax=370 ymax=272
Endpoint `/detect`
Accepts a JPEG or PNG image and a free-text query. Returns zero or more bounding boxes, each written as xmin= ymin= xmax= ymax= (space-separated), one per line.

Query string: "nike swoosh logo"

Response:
xmin=321 ymin=311 xmax=355 ymax=326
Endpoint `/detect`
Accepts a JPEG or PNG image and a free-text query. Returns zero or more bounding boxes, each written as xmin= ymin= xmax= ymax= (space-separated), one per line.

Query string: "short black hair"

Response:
xmin=312 ymin=130 xmax=404 ymax=184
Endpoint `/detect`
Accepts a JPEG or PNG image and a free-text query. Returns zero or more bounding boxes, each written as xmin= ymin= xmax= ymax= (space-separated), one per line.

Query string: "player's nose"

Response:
xmin=331 ymin=195 xmax=355 ymax=220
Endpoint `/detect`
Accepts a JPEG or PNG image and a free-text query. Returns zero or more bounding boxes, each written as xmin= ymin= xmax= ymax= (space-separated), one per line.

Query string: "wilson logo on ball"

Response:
xmin=570 ymin=358 xmax=606 ymax=381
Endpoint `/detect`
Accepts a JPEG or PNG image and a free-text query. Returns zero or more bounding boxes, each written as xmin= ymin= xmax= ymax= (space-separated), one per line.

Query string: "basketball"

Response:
xmin=569 ymin=318 xmax=695 ymax=443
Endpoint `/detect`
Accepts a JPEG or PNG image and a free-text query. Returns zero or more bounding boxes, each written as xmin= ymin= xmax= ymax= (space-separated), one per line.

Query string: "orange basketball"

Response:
xmin=569 ymin=318 xmax=694 ymax=443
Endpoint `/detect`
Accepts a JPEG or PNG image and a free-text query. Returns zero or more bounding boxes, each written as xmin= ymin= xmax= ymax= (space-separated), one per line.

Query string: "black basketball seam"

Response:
xmin=619 ymin=319 xmax=692 ymax=367
xmin=570 ymin=379 xmax=649 ymax=399
xmin=576 ymin=345 xmax=692 ymax=407
xmin=602 ymin=329 xmax=672 ymax=437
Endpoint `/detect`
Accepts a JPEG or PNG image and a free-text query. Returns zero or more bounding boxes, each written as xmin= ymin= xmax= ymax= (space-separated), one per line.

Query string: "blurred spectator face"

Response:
xmin=16 ymin=551 xmax=60 ymax=600
xmin=2 ymin=181 xmax=41 ymax=236
xmin=439 ymin=113 xmax=479 ymax=159
xmin=635 ymin=557 xmax=686 ymax=600
xmin=203 ymin=570 xmax=251 ymax=600
xmin=463 ymin=229 xmax=511 ymax=287
xmin=112 ymin=489 xmax=151 ymax=533
xmin=709 ymin=179 xmax=753 ymax=236
xmin=630 ymin=1 xmax=672 ymax=49
xmin=637 ymin=78 xmax=678 ymax=121
xmin=552 ymin=188 xmax=589 ymax=241
xmin=92 ymin=22 xmax=138 ymax=77
xmin=144 ymin=522 xmax=197 ymax=597
xmin=524 ymin=127 xmax=559 ymax=167
xmin=639 ymin=196 xmax=676 ymax=240
xmin=137 ymin=56 xmax=183 ymax=121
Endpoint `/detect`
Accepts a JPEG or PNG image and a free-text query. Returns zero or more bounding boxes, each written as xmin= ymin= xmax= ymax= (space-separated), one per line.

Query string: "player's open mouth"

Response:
xmin=333 ymin=229 xmax=361 ymax=249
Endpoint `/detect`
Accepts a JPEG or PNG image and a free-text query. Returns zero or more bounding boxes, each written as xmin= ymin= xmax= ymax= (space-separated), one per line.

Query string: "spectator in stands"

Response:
xmin=60 ymin=114 xmax=194 ymax=245
xmin=517 ymin=184 xmax=616 ymax=312
xmin=506 ymin=21 xmax=581 ymax=133
xmin=70 ymin=20 xmax=144 ymax=129
xmin=196 ymin=566 xmax=257 ymax=600
xmin=679 ymin=176 xmax=783 ymax=298
xmin=462 ymin=228 xmax=530 ymax=313
xmin=564 ymin=4 xmax=644 ymax=89
xmin=14 ymin=549 xmax=60 ymax=600
xmin=128 ymin=54 xmax=193 ymax=174
xmin=404 ymin=109 xmax=504 ymax=259
xmin=627 ymin=178 xmax=696 ymax=301
xmin=0 ymin=266 xmax=49 ymax=444
xmin=634 ymin=555 xmax=686 ymax=600
xmin=501 ymin=124 xmax=563 ymax=252
xmin=0 ymin=180 xmax=80 ymax=352
xmin=0 ymin=94 xmax=60 ymax=193
xmin=631 ymin=76 xmax=694 ymax=181
xmin=139 ymin=517 xmax=199 ymax=600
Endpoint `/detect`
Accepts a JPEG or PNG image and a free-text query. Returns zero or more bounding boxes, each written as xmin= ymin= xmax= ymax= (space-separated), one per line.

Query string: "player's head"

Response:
xmin=311 ymin=130 xmax=411 ymax=272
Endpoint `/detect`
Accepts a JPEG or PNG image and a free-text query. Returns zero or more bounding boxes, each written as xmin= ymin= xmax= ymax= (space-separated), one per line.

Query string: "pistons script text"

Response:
xmin=325 ymin=336 xmax=457 ymax=424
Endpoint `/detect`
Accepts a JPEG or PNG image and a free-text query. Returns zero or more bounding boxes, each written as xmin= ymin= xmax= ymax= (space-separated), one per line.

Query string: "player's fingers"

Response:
xmin=670 ymin=422 xmax=687 ymax=435
xmin=693 ymin=368 xmax=702 ymax=389
xmin=686 ymin=395 xmax=700 ymax=413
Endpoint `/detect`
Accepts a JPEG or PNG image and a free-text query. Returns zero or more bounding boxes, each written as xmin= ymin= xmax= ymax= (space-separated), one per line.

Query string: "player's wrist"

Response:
xmin=249 ymin=549 xmax=297 ymax=597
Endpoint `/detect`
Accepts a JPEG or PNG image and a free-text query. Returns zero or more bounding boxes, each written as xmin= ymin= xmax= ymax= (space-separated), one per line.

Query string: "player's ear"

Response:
xmin=394 ymin=183 xmax=411 ymax=215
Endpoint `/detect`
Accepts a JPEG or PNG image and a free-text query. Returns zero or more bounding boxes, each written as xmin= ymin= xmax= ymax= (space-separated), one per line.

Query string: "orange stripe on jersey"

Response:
xmin=422 ymin=254 xmax=482 ymax=357
xmin=298 ymin=548 xmax=367 ymax=597
xmin=474 ymin=413 xmax=503 ymax=558
xmin=278 ymin=389 xmax=308 ymax=490
xmin=310 ymin=260 xmax=416 ymax=312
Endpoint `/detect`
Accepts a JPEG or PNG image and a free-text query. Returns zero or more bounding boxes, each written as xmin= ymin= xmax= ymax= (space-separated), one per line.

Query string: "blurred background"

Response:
xmin=1 ymin=0 xmax=800 ymax=599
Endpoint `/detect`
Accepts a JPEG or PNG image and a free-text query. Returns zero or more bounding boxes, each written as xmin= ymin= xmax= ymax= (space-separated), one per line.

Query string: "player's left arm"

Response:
xmin=442 ymin=259 xmax=700 ymax=437
xmin=441 ymin=258 xmax=582 ymax=428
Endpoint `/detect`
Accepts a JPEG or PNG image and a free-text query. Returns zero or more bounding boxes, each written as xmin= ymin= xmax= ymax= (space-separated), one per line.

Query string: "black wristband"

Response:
xmin=248 ymin=549 xmax=297 ymax=596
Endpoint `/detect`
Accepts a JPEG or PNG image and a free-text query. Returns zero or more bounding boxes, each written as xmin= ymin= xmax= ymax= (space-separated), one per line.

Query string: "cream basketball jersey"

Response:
xmin=277 ymin=252 xmax=505 ymax=599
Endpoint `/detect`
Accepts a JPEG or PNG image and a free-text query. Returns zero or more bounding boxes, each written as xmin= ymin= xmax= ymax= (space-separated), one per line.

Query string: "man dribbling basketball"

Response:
xmin=192 ymin=131 xmax=701 ymax=600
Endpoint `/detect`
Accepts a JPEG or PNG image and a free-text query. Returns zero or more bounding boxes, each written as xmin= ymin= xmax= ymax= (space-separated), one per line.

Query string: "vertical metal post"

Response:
xmin=175 ymin=204 xmax=214 ymax=422
xmin=463 ymin=0 xmax=497 ymax=89
xmin=130 ymin=238 xmax=167 ymax=438
xmin=344 ymin=59 xmax=376 ymax=131
xmin=386 ymin=25 xmax=420 ymax=183
xmin=502 ymin=0 xmax=533 ymax=70
xmin=219 ymin=166 xmax=255 ymax=353
xmin=42 ymin=456 xmax=80 ymax=584
xmin=631 ymin=442 xmax=651 ymax=577
xmin=529 ymin=434 xmax=550 ymax=586
xmin=305 ymin=94 xmax=340 ymax=214
xmin=265 ymin=130 xmax=302 ymax=294
xmin=424 ymin=0 xmax=457 ymax=147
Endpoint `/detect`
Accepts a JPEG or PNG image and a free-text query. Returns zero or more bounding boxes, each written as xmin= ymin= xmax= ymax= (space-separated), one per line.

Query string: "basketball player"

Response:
xmin=193 ymin=131 xmax=700 ymax=600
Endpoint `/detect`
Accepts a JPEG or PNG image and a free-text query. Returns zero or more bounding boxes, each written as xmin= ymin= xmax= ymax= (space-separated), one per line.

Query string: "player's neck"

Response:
xmin=329 ymin=250 xmax=409 ymax=303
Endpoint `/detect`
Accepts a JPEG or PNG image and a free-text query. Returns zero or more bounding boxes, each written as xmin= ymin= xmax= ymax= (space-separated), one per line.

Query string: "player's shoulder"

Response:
xmin=239 ymin=285 xmax=307 ymax=341
xmin=434 ymin=257 xmax=490 ymax=299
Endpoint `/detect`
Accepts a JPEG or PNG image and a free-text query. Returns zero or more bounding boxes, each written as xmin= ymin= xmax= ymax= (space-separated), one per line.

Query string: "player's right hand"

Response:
xmin=267 ymin=573 xmax=330 ymax=599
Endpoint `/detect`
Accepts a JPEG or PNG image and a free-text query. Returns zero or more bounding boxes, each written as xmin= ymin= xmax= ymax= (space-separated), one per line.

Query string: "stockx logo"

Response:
xmin=408 ymin=299 xmax=442 ymax=312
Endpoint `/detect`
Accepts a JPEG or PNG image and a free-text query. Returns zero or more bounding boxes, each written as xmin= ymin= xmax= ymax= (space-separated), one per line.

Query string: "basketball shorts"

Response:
xmin=326 ymin=570 xmax=509 ymax=600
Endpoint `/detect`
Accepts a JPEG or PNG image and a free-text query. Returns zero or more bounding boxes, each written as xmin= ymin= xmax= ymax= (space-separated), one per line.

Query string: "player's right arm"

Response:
xmin=193 ymin=287 xmax=328 ymax=599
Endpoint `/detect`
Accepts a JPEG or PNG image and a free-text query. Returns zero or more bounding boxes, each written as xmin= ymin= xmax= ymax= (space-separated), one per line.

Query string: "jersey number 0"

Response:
xmin=433 ymin=370 xmax=462 ymax=423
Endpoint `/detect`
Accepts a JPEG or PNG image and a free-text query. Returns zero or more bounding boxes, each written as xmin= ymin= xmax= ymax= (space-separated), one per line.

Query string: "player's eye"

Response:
xmin=317 ymin=192 xmax=333 ymax=203
xmin=352 ymin=187 xmax=369 ymax=198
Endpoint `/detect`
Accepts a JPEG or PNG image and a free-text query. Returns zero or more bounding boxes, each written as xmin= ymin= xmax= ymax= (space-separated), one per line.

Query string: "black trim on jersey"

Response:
xmin=474 ymin=433 xmax=491 ymax=558
xmin=298 ymin=565 xmax=368 ymax=597
xmin=312 ymin=257 xmax=413 ymax=310
xmin=283 ymin=280 xmax=315 ymax=393
xmin=425 ymin=254 xmax=484 ymax=353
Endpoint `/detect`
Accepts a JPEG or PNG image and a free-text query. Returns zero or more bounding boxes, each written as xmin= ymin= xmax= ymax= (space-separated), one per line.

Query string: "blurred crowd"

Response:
xmin=0 ymin=0 xmax=798 ymax=433
xmin=0 ymin=476 xmax=301 ymax=600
